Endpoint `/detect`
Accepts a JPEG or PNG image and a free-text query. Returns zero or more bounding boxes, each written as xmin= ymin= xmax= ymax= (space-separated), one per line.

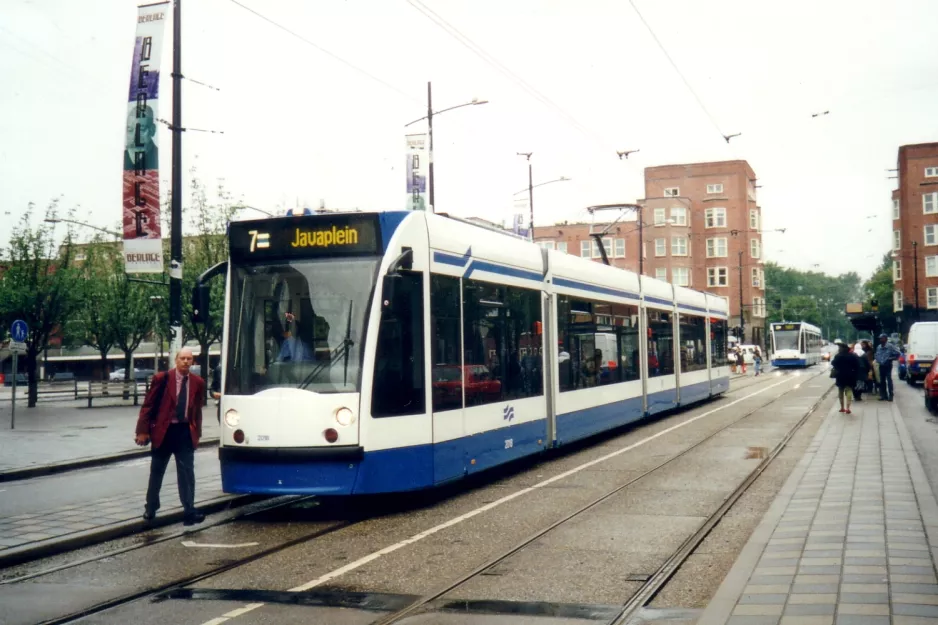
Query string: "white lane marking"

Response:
xmin=198 ymin=374 xmax=801 ymax=625
xmin=223 ymin=604 xmax=265 ymax=618
xmin=181 ymin=541 xmax=259 ymax=549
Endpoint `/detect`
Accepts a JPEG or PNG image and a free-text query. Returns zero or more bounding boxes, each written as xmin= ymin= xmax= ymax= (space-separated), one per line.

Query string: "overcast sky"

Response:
xmin=2 ymin=0 xmax=936 ymax=278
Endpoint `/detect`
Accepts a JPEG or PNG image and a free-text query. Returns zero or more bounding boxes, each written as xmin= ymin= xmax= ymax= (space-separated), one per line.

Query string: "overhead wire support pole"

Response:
xmin=169 ymin=0 xmax=183 ymax=359
xmin=739 ymin=250 xmax=745 ymax=343
xmin=427 ymin=81 xmax=434 ymax=213
xmin=517 ymin=152 xmax=533 ymax=241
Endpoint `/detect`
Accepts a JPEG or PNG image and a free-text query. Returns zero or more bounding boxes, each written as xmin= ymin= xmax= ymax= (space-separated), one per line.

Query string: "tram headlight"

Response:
xmin=335 ymin=407 xmax=355 ymax=427
xmin=225 ymin=409 xmax=241 ymax=428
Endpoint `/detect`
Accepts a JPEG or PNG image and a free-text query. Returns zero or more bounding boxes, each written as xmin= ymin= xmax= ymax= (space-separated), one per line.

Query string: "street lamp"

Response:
xmin=513 ymin=176 xmax=571 ymax=196
xmin=44 ymin=218 xmax=121 ymax=238
xmin=404 ymin=82 xmax=488 ymax=213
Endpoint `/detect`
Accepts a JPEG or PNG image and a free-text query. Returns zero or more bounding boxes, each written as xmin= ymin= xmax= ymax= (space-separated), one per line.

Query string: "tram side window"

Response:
xmin=462 ymin=280 xmax=543 ymax=406
xmin=557 ymin=295 xmax=640 ymax=391
xmin=430 ymin=275 xmax=463 ymax=412
xmin=372 ymin=271 xmax=426 ymax=418
xmin=679 ymin=314 xmax=707 ymax=373
xmin=647 ymin=309 xmax=675 ymax=377
xmin=710 ymin=318 xmax=727 ymax=365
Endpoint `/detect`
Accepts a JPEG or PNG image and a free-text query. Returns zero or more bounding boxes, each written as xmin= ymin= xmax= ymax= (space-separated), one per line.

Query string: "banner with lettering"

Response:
xmin=122 ymin=2 xmax=169 ymax=273
xmin=405 ymin=133 xmax=428 ymax=211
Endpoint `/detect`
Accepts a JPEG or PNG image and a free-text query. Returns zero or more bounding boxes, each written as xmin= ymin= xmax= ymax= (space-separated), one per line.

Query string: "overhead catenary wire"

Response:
xmin=226 ymin=0 xmax=420 ymax=104
xmin=404 ymin=0 xmax=619 ymax=156
xmin=627 ymin=0 xmax=732 ymax=144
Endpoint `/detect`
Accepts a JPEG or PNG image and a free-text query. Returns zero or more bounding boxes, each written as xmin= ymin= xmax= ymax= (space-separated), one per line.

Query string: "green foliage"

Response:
xmin=763 ymin=262 xmax=863 ymax=340
xmin=864 ymin=253 xmax=898 ymax=334
xmin=0 ymin=201 xmax=82 ymax=406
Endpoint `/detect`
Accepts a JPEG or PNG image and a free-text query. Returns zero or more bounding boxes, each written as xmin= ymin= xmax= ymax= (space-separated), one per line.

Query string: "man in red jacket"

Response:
xmin=135 ymin=347 xmax=205 ymax=525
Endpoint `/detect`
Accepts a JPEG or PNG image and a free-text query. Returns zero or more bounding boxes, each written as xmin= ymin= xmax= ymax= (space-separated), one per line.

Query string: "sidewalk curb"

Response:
xmin=0 ymin=438 xmax=220 ymax=483
xmin=0 ymin=492 xmax=251 ymax=570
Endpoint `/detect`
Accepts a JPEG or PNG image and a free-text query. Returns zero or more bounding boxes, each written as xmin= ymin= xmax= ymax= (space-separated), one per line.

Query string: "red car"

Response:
xmin=924 ymin=357 xmax=938 ymax=412
xmin=432 ymin=365 xmax=502 ymax=409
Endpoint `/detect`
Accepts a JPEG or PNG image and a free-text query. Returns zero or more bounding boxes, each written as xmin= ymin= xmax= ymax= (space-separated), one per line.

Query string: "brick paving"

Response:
xmin=0 ymin=399 xmax=219 ymax=472
xmin=0 ymin=473 xmax=225 ymax=552
xmin=700 ymin=394 xmax=938 ymax=625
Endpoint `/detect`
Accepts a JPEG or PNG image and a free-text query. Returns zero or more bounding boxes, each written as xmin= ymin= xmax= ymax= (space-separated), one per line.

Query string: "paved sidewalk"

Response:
xmin=0 ymin=400 xmax=219 ymax=473
xmin=699 ymin=393 xmax=938 ymax=625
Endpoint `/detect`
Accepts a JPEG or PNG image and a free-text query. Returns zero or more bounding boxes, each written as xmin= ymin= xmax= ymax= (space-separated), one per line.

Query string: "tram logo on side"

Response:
xmin=503 ymin=405 xmax=515 ymax=421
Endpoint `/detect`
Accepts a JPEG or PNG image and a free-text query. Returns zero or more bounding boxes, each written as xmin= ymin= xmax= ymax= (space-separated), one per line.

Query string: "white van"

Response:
xmin=906 ymin=322 xmax=938 ymax=383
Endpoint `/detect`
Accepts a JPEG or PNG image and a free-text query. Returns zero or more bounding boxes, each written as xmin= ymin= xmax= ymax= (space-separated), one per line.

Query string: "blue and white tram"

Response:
xmin=201 ymin=211 xmax=731 ymax=495
xmin=769 ymin=321 xmax=822 ymax=367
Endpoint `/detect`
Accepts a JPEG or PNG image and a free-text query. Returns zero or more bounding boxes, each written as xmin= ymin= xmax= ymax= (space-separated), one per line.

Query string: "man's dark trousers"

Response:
xmin=879 ymin=361 xmax=894 ymax=401
xmin=145 ymin=422 xmax=195 ymax=515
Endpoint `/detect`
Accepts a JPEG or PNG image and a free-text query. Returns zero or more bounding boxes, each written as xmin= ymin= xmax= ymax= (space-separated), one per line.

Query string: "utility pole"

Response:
xmin=427 ymin=81 xmax=434 ymax=213
xmin=914 ymin=240 xmax=920 ymax=321
xmin=738 ymin=250 xmax=745 ymax=343
xmin=169 ymin=0 xmax=184 ymax=359
xmin=638 ymin=205 xmax=644 ymax=276
xmin=517 ymin=152 xmax=533 ymax=241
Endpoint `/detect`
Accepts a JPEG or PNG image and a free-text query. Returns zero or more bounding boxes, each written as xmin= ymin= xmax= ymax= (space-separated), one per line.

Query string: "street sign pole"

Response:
xmin=10 ymin=352 xmax=16 ymax=430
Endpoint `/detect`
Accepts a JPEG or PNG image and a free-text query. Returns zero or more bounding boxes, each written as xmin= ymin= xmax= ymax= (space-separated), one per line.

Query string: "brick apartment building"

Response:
xmin=533 ymin=159 xmax=766 ymax=346
xmin=892 ymin=142 xmax=938 ymax=333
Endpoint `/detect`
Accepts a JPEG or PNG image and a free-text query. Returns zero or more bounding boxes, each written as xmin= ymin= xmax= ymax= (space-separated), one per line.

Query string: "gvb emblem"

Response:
xmin=503 ymin=405 xmax=515 ymax=422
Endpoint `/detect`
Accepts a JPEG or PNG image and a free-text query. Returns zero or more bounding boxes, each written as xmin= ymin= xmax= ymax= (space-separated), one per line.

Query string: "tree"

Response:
xmin=179 ymin=172 xmax=237 ymax=375
xmin=864 ymin=253 xmax=897 ymax=335
xmin=764 ymin=262 xmax=863 ymax=340
xmin=0 ymin=201 xmax=82 ymax=407
xmin=73 ymin=239 xmax=123 ymax=380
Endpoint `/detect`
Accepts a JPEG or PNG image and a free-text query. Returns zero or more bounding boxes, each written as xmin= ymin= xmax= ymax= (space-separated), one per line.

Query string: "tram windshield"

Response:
xmin=226 ymin=257 xmax=378 ymax=395
xmin=773 ymin=326 xmax=801 ymax=351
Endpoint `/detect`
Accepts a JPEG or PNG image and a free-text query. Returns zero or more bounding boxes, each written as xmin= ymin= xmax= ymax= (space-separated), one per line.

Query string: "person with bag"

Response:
xmin=851 ymin=343 xmax=868 ymax=402
xmin=135 ymin=347 xmax=206 ymax=525
xmin=831 ymin=342 xmax=860 ymax=414
xmin=753 ymin=346 xmax=763 ymax=376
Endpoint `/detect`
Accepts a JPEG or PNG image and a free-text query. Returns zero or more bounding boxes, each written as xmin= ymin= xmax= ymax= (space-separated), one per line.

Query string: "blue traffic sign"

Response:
xmin=10 ymin=320 xmax=27 ymax=343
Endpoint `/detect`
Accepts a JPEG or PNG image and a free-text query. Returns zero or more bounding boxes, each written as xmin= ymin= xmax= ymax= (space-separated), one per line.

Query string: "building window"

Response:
xmin=893 ymin=199 xmax=900 ymax=220
xmin=591 ymin=237 xmax=614 ymax=259
xmin=670 ymin=206 xmax=687 ymax=226
xmin=750 ymin=238 xmax=761 ymax=259
xmin=580 ymin=240 xmax=590 ymax=258
xmin=927 ymin=167 xmax=938 ymax=178
xmin=894 ymin=290 xmax=903 ymax=311
xmin=705 ymin=207 xmax=726 ymax=228
xmin=655 ymin=267 xmax=667 ymax=280
xmin=926 ymin=225 xmax=937 ymax=246
xmin=893 ymin=260 xmax=902 ymax=281
xmin=751 ymin=267 xmax=761 ymax=287
xmin=537 ymin=241 xmax=555 ymax=250
xmin=654 ymin=208 xmax=667 ymax=225
xmin=753 ymin=297 xmax=766 ymax=318
xmin=927 ymin=256 xmax=938 ymax=277
xmin=557 ymin=241 xmax=568 ymax=253
xmin=749 ymin=209 xmax=760 ymax=230
xmin=671 ymin=236 xmax=688 ymax=256
xmin=614 ymin=238 xmax=625 ymax=258
xmin=708 ymin=267 xmax=728 ymax=287
xmin=655 ymin=238 xmax=667 ymax=256
xmin=672 ymin=267 xmax=690 ymax=287
xmin=893 ymin=230 xmax=901 ymax=251
xmin=706 ymin=183 xmax=723 ymax=194
xmin=925 ymin=193 xmax=938 ymax=215
xmin=706 ymin=237 xmax=728 ymax=258
xmin=929 ymin=287 xmax=938 ymax=310
xmin=664 ymin=187 xmax=679 ymax=197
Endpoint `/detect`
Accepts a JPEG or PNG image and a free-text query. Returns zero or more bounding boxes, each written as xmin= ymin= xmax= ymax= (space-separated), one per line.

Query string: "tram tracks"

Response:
xmin=370 ymin=368 xmax=833 ymax=625
xmin=18 ymin=368 xmax=825 ymax=625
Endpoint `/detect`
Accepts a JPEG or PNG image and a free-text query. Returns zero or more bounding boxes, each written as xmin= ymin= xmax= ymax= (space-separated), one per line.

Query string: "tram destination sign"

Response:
xmin=230 ymin=214 xmax=381 ymax=261
xmin=773 ymin=323 xmax=798 ymax=330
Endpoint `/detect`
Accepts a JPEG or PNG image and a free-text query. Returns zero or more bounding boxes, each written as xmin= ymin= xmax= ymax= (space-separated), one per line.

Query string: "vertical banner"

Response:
xmin=405 ymin=133 xmax=428 ymax=211
xmin=122 ymin=2 xmax=169 ymax=273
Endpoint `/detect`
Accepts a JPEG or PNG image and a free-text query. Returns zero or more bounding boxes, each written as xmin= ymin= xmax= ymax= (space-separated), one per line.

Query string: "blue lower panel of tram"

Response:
xmin=772 ymin=358 xmax=807 ymax=367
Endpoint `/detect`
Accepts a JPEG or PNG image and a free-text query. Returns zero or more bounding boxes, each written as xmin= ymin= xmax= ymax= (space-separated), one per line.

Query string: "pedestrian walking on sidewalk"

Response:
xmin=832 ymin=342 xmax=859 ymax=414
xmin=874 ymin=333 xmax=900 ymax=402
xmin=852 ymin=343 xmax=869 ymax=402
xmin=753 ymin=346 xmax=763 ymax=376
xmin=135 ymin=347 xmax=206 ymax=526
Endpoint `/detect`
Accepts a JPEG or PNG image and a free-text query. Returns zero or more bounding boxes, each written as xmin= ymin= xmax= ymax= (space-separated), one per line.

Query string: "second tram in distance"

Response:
xmin=769 ymin=321 xmax=822 ymax=367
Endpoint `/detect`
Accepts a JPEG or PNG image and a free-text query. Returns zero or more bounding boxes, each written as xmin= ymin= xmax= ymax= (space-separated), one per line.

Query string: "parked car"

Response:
xmin=50 ymin=372 xmax=75 ymax=382
xmin=109 ymin=368 xmax=154 ymax=382
xmin=924 ymin=357 xmax=938 ymax=413
xmin=905 ymin=322 xmax=938 ymax=385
